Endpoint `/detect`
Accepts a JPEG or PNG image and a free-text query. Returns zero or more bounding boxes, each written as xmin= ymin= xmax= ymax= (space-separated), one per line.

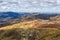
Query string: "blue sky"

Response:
xmin=0 ymin=0 xmax=60 ymax=13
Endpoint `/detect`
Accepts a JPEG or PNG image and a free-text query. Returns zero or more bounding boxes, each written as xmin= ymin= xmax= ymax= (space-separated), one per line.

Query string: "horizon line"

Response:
xmin=0 ymin=11 xmax=60 ymax=14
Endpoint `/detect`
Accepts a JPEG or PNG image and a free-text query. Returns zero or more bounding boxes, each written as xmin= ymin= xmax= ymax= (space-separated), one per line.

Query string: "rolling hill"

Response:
xmin=0 ymin=19 xmax=60 ymax=40
xmin=0 ymin=12 xmax=31 ymax=27
xmin=0 ymin=12 xmax=60 ymax=40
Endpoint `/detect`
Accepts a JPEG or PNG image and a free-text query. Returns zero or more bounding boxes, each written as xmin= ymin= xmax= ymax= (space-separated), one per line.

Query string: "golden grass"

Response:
xmin=0 ymin=20 xmax=60 ymax=40
xmin=0 ymin=20 xmax=60 ymax=30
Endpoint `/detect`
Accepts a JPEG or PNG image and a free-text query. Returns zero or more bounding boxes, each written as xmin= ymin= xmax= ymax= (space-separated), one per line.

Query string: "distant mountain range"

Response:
xmin=0 ymin=12 xmax=60 ymax=27
xmin=21 ymin=13 xmax=59 ymax=21
xmin=0 ymin=12 xmax=31 ymax=27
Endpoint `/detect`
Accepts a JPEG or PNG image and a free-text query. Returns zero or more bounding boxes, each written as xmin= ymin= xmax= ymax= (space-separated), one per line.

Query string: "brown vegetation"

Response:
xmin=0 ymin=15 xmax=60 ymax=40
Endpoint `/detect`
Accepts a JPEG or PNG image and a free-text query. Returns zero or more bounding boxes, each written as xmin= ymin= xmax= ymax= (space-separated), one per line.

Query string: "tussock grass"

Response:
xmin=0 ymin=28 xmax=60 ymax=40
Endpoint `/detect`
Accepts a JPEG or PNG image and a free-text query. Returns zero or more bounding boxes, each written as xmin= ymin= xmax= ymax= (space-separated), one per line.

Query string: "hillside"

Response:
xmin=0 ymin=19 xmax=60 ymax=30
xmin=50 ymin=15 xmax=60 ymax=21
xmin=0 ymin=19 xmax=60 ymax=40
xmin=0 ymin=12 xmax=59 ymax=27
xmin=0 ymin=12 xmax=31 ymax=27
xmin=0 ymin=12 xmax=60 ymax=40
xmin=21 ymin=13 xmax=58 ymax=21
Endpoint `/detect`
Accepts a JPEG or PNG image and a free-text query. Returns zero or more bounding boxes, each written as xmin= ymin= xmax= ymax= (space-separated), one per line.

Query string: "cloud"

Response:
xmin=0 ymin=0 xmax=60 ymax=13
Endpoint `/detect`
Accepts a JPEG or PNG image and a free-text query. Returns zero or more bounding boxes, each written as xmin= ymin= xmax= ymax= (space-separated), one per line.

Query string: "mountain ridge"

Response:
xmin=0 ymin=12 xmax=60 ymax=40
xmin=0 ymin=12 xmax=60 ymax=27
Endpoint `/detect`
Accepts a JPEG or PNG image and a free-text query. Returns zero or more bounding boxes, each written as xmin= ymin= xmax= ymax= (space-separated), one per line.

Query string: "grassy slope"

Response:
xmin=0 ymin=20 xmax=60 ymax=40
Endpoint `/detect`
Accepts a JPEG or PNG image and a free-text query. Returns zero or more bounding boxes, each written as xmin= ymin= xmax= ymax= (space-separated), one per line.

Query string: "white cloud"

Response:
xmin=0 ymin=0 xmax=60 ymax=13
xmin=32 ymin=1 xmax=38 ymax=4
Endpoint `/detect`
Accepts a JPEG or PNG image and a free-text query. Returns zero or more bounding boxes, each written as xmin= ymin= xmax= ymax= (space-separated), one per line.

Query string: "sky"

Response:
xmin=0 ymin=0 xmax=60 ymax=13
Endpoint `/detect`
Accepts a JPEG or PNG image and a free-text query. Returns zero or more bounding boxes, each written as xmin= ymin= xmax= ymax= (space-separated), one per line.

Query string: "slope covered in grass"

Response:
xmin=0 ymin=28 xmax=60 ymax=40
xmin=0 ymin=19 xmax=60 ymax=30
xmin=0 ymin=15 xmax=60 ymax=40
